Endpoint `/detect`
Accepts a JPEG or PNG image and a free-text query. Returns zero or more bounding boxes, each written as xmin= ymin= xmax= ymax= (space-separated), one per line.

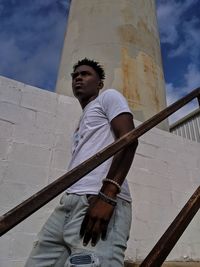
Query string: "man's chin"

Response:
xmin=73 ymin=87 xmax=83 ymax=94
xmin=74 ymin=91 xmax=84 ymax=99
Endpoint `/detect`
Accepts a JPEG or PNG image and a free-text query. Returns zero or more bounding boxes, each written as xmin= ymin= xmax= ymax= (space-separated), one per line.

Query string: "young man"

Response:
xmin=25 ymin=58 xmax=138 ymax=267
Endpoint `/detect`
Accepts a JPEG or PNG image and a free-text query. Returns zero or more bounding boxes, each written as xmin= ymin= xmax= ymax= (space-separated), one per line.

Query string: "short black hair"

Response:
xmin=73 ymin=58 xmax=105 ymax=80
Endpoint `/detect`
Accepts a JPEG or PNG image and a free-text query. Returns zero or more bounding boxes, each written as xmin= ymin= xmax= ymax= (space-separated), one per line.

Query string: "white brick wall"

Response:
xmin=0 ymin=76 xmax=200 ymax=265
xmin=126 ymin=126 xmax=200 ymax=262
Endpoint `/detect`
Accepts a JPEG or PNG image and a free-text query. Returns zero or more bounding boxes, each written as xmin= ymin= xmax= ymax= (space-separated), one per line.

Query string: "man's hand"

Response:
xmin=80 ymin=196 xmax=115 ymax=247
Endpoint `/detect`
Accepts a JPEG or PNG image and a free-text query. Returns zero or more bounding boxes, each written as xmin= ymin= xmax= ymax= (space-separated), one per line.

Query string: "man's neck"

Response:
xmin=80 ymin=94 xmax=99 ymax=109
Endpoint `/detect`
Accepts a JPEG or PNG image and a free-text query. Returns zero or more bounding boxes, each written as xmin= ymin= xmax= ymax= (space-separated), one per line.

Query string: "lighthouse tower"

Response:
xmin=56 ymin=0 xmax=168 ymax=129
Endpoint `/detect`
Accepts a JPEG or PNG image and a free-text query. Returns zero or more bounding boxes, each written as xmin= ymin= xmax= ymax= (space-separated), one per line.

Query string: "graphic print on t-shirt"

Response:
xmin=72 ymin=127 xmax=81 ymax=154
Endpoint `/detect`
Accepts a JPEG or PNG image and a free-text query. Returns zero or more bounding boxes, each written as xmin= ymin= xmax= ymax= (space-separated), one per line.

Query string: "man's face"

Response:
xmin=71 ymin=65 xmax=102 ymax=102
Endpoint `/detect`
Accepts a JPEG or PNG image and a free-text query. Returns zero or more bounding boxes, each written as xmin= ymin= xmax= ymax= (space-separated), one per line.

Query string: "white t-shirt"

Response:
xmin=66 ymin=89 xmax=132 ymax=202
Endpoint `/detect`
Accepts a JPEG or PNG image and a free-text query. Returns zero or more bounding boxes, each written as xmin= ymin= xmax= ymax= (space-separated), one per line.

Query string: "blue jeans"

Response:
xmin=25 ymin=193 xmax=132 ymax=267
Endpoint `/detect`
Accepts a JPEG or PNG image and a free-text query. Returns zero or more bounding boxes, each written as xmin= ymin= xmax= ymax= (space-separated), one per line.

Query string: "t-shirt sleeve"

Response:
xmin=100 ymin=89 xmax=133 ymax=122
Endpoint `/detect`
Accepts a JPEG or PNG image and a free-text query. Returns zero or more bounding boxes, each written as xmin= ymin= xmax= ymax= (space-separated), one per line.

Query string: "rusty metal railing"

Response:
xmin=139 ymin=186 xmax=200 ymax=267
xmin=0 ymin=88 xmax=200 ymax=240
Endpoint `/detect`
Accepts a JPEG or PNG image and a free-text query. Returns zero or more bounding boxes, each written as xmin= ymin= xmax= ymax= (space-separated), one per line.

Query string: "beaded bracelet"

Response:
xmin=98 ymin=191 xmax=117 ymax=206
xmin=103 ymin=178 xmax=121 ymax=193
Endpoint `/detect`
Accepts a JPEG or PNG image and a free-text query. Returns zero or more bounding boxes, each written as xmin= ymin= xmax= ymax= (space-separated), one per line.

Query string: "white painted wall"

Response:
xmin=0 ymin=76 xmax=199 ymax=266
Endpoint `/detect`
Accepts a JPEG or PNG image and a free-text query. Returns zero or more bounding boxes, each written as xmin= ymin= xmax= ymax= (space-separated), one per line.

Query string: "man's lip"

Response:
xmin=74 ymin=83 xmax=83 ymax=88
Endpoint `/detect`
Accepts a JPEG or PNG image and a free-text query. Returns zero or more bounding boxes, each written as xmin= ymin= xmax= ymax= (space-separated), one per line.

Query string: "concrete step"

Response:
xmin=124 ymin=262 xmax=200 ymax=267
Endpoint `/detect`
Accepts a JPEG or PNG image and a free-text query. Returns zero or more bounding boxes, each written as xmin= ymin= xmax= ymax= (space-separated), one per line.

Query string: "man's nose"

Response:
xmin=75 ymin=74 xmax=83 ymax=81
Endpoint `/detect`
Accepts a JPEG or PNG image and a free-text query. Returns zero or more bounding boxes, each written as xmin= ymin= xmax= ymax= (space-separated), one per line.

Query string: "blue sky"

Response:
xmin=157 ymin=0 xmax=200 ymax=123
xmin=0 ymin=0 xmax=199 ymax=123
xmin=0 ymin=0 xmax=70 ymax=89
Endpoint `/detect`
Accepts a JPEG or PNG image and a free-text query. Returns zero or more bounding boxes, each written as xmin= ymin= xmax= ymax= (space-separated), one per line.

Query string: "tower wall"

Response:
xmin=56 ymin=0 xmax=168 ymax=128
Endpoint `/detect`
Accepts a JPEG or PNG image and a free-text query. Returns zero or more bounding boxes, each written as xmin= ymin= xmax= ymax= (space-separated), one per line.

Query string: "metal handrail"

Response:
xmin=0 ymin=87 xmax=200 ymax=236
xmin=140 ymin=186 xmax=200 ymax=267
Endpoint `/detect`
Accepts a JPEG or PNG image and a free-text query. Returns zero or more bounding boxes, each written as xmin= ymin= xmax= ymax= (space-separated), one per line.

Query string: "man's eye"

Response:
xmin=71 ymin=71 xmax=91 ymax=79
xmin=81 ymin=71 xmax=89 ymax=76
xmin=71 ymin=73 xmax=77 ymax=79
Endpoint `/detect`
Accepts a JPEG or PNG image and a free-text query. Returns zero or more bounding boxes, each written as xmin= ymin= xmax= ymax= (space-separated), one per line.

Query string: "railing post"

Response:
xmin=139 ymin=186 xmax=200 ymax=267
xmin=198 ymin=95 xmax=200 ymax=107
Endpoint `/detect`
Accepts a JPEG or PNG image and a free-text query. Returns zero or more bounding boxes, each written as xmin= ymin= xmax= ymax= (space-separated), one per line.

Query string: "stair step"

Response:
xmin=124 ymin=262 xmax=200 ymax=267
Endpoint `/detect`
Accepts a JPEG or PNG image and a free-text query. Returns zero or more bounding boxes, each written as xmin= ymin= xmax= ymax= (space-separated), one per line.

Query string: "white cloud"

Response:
xmin=184 ymin=64 xmax=200 ymax=90
xmin=169 ymin=17 xmax=200 ymax=60
xmin=156 ymin=0 xmax=200 ymax=124
xmin=157 ymin=0 xmax=198 ymax=45
xmin=157 ymin=1 xmax=180 ymax=44
xmin=166 ymin=63 xmax=200 ymax=124
xmin=0 ymin=0 xmax=70 ymax=90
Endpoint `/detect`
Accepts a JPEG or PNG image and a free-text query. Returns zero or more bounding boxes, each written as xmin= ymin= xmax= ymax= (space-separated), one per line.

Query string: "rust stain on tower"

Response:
xmin=142 ymin=53 xmax=161 ymax=112
xmin=121 ymin=47 xmax=141 ymax=105
xmin=56 ymin=0 xmax=168 ymax=129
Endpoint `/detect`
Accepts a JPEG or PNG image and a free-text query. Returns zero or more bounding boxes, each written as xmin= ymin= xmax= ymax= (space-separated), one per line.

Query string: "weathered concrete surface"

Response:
xmin=0 ymin=76 xmax=200 ymax=266
xmin=125 ymin=262 xmax=200 ymax=267
xmin=56 ymin=0 xmax=168 ymax=129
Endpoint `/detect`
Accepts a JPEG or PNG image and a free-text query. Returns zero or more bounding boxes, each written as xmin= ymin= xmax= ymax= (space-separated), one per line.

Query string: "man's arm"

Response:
xmin=80 ymin=113 xmax=138 ymax=246
xmin=102 ymin=113 xmax=138 ymax=196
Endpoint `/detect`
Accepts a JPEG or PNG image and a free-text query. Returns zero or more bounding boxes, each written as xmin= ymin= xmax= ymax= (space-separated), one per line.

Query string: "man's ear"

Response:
xmin=98 ymin=81 xmax=104 ymax=90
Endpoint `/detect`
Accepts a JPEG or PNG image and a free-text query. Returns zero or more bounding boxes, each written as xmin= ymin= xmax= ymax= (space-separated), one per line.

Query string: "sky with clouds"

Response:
xmin=0 ymin=0 xmax=70 ymax=89
xmin=0 ymin=0 xmax=199 ymax=124
xmin=157 ymin=0 xmax=200 ymax=123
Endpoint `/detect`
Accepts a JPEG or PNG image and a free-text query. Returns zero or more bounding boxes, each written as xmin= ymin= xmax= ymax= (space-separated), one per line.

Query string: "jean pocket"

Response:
xmin=114 ymin=200 xmax=132 ymax=233
xmin=80 ymin=194 xmax=90 ymax=206
xmin=59 ymin=195 xmax=64 ymax=205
